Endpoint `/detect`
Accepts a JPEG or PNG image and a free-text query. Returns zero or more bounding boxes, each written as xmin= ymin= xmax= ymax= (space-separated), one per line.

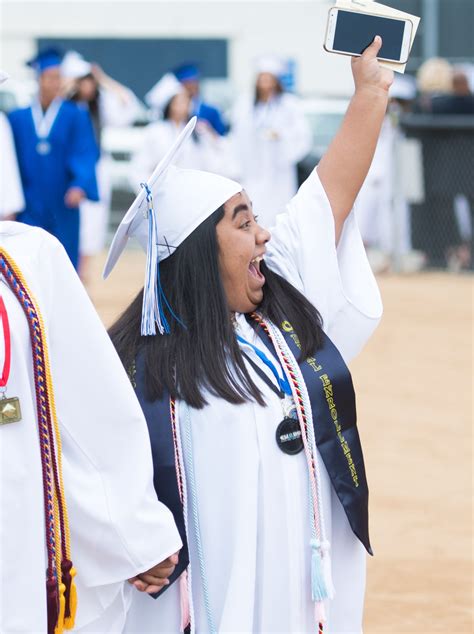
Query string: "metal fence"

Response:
xmin=398 ymin=114 xmax=474 ymax=271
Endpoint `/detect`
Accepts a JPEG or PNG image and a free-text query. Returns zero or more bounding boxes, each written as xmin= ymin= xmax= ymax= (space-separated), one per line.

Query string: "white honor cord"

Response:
xmin=181 ymin=402 xmax=216 ymax=634
xmin=264 ymin=321 xmax=334 ymax=585
xmin=31 ymin=97 xmax=62 ymax=140
xmin=173 ymin=401 xmax=196 ymax=632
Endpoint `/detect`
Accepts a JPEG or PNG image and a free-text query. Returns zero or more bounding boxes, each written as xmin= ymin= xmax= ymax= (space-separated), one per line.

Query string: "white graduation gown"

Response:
xmin=0 ymin=112 xmax=25 ymax=218
xmin=231 ymin=93 xmax=312 ymax=228
xmin=0 ymin=222 xmax=182 ymax=633
xmin=129 ymin=120 xmax=236 ymax=194
xmin=124 ymin=170 xmax=382 ymax=634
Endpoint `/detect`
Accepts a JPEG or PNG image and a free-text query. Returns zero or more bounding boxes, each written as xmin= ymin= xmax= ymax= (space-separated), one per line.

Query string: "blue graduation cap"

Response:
xmin=27 ymin=48 xmax=62 ymax=74
xmin=174 ymin=63 xmax=200 ymax=83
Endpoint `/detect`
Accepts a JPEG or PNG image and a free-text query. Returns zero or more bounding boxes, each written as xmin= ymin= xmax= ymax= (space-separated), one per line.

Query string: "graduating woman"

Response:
xmin=106 ymin=38 xmax=392 ymax=633
xmin=230 ymin=54 xmax=312 ymax=227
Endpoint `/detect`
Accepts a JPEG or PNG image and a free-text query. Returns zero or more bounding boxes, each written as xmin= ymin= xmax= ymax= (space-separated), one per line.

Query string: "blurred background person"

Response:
xmin=174 ymin=62 xmax=227 ymax=135
xmin=230 ymin=55 xmax=312 ymax=227
xmin=355 ymin=74 xmax=425 ymax=273
xmin=62 ymin=50 xmax=142 ymax=283
xmin=132 ymin=72 xmax=235 ymax=191
xmin=411 ymin=58 xmax=473 ymax=269
xmin=414 ymin=57 xmax=454 ymax=113
xmin=0 ymin=71 xmax=25 ymax=220
xmin=8 ymin=48 xmax=98 ymax=270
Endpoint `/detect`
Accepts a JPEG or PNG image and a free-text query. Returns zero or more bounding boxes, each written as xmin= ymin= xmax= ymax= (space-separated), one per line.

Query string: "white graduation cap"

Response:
xmin=0 ymin=70 xmax=10 ymax=84
xmin=103 ymin=116 xmax=242 ymax=336
xmin=61 ymin=51 xmax=92 ymax=80
xmin=255 ymin=55 xmax=287 ymax=79
xmin=145 ymin=72 xmax=184 ymax=113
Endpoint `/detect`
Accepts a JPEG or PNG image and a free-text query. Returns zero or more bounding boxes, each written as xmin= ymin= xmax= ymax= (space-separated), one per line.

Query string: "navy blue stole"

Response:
xmin=250 ymin=318 xmax=372 ymax=555
xmin=133 ymin=320 xmax=371 ymax=597
xmin=133 ymin=352 xmax=189 ymax=598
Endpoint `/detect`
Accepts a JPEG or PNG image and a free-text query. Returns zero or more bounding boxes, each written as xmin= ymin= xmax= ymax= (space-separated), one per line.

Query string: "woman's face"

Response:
xmin=256 ymin=72 xmax=279 ymax=101
xmin=168 ymin=92 xmax=191 ymax=122
xmin=216 ymin=191 xmax=271 ymax=313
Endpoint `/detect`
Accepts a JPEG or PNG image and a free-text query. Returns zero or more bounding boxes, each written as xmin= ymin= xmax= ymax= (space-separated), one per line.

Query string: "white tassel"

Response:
xmin=141 ymin=189 xmax=163 ymax=336
xmin=321 ymin=540 xmax=335 ymax=599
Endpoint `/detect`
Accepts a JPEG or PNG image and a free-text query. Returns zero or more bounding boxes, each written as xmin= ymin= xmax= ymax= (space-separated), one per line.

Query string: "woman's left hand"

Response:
xmin=351 ymin=36 xmax=394 ymax=96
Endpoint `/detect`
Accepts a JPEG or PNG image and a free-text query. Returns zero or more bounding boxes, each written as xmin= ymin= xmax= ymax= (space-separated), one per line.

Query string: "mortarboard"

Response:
xmin=255 ymin=55 xmax=287 ymax=79
xmin=145 ymin=72 xmax=184 ymax=113
xmin=61 ymin=51 xmax=92 ymax=80
xmin=27 ymin=48 xmax=62 ymax=75
xmin=103 ymin=117 xmax=242 ymax=335
xmin=174 ymin=63 xmax=200 ymax=83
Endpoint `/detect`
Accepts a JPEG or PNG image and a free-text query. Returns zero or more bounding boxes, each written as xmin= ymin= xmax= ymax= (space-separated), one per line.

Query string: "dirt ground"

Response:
xmin=88 ymin=252 xmax=473 ymax=634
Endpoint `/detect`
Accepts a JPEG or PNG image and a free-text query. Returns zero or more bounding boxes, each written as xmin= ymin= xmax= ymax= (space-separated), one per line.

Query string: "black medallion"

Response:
xmin=276 ymin=417 xmax=304 ymax=455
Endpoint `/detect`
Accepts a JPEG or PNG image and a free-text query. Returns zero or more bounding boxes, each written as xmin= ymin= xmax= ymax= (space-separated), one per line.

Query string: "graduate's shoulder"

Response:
xmin=0 ymin=221 xmax=67 ymax=258
xmin=8 ymin=106 xmax=32 ymax=124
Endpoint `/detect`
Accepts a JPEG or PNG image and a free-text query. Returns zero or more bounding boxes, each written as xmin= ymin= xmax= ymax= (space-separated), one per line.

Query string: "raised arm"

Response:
xmin=317 ymin=36 xmax=394 ymax=241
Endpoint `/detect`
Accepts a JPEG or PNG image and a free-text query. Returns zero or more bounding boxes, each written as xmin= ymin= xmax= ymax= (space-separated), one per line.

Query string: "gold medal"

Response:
xmin=0 ymin=396 xmax=22 ymax=425
xmin=0 ymin=295 xmax=21 ymax=424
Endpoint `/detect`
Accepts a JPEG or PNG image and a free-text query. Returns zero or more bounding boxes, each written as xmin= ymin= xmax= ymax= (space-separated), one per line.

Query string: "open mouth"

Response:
xmin=248 ymin=256 xmax=265 ymax=283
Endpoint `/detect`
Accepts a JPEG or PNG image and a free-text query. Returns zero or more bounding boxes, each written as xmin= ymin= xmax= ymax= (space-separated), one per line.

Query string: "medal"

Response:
xmin=36 ymin=140 xmax=51 ymax=155
xmin=276 ymin=416 xmax=304 ymax=455
xmin=0 ymin=295 xmax=21 ymax=425
xmin=0 ymin=395 xmax=21 ymax=425
xmin=238 ymin=335 xmax=304 ymax=456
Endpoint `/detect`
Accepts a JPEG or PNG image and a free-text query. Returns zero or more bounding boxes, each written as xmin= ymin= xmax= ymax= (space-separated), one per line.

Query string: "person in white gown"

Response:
xmin=230 ymin=55 xmax=312 ymax=227
xmin=0 ymin=222 xmax=182 ymax=633
xmin=132 ymin=73 xmax=235 ymax=192
xmin=104 ymin=37 xmax=392 ymax=633
xmin=62 ymin=51 xmax=142 ymax=281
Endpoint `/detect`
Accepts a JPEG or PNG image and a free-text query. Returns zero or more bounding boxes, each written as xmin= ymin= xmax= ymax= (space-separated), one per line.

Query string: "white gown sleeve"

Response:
xmin=265 ymin=168 xmax=383 ymax=362
xmin=99 ymin=87 xmax=142 ymax=128
xmin=0 ymin=113 xmax=25 ymax=217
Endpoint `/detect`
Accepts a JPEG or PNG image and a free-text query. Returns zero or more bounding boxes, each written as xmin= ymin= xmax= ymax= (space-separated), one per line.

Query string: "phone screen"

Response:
xmin=333 ymin=10 xmax=406 ymax=61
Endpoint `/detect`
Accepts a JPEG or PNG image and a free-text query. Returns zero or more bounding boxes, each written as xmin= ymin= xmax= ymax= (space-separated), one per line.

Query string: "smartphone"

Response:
xmin=324 ymin=7 xmax=413 ymax=64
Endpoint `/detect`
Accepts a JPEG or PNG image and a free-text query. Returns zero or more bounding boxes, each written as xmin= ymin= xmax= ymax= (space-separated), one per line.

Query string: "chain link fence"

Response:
xmin=398 ymin=114 xmax=474 ymax=271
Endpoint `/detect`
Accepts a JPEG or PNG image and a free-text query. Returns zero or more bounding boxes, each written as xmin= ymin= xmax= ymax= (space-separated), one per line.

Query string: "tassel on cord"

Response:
xmin=46 ymin=576 xmax=60 ymax=634
xmin=61 ymin=560 xmax=78 ymax=629
xmin=320 ymin=540 xmax=335 ymax=599
xmin=311 ymin=539 xmax=329 ymax=602
xmin=55 ymin=582 xmax=66 ymax=634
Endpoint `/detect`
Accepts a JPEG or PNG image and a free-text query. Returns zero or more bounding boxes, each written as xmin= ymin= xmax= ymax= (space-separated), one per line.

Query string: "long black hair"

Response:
xmin=109 ymin=207 xmax=323 ymax=409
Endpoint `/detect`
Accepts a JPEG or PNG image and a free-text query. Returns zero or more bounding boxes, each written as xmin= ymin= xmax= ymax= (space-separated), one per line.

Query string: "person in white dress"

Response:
xmin=104 ymin=37 xmax=392 ymax=633
xmin=0 ymin=222 xmax=182 ymax=633
xmin=132 ymin=73 xmax=236 ymax=193
xmin=230 ymin=55 xmax=312 ymax=227
xmin=62 ymin=51 xmax=142 ymax=282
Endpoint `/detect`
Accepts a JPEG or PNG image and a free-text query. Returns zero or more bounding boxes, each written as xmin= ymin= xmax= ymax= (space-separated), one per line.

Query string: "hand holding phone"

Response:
xmin=351 ymin=35 xmax=394 ymax=95
xmin=324 ymin=7 xmax=413 ymax=64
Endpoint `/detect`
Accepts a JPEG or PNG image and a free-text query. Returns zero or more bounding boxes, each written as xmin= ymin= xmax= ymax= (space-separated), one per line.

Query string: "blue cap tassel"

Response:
xmin=140 ymin=182 xmax=185 ymax=336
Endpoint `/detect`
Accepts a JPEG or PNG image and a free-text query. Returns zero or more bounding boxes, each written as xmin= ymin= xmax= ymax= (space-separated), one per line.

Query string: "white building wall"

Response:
xmin=0 ymin=0 xmax=355 ymax=97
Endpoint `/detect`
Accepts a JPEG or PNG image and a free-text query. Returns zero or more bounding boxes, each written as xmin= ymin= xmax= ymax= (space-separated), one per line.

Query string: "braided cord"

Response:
xmin=0 ymin=248 xmax=76 ymax=632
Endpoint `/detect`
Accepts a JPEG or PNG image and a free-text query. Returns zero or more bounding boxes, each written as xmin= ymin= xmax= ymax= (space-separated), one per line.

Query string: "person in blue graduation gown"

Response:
xmin=8 ymin=49 xmax=99 ymax=269
xmin=174 ymin=63 xmax=228 ymax=136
